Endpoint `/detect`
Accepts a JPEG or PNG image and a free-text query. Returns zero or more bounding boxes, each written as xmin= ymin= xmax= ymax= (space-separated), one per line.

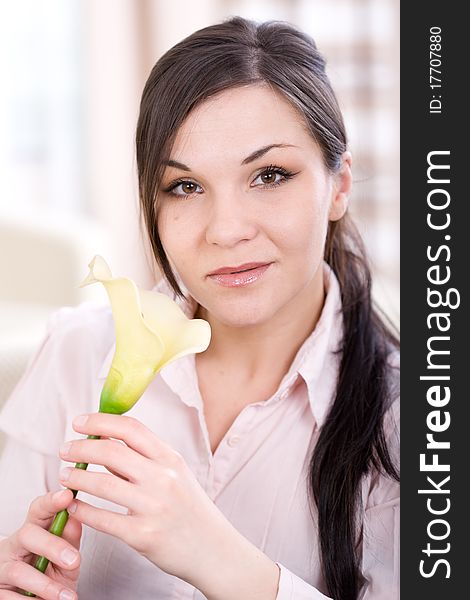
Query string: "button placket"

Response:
xmin=227 ymin=434 xmax=241 ymax=447
xmin=210 ymin=409 xmax=254 ymax=496
xmin=278 ymin=375 xmax=299 ymax=403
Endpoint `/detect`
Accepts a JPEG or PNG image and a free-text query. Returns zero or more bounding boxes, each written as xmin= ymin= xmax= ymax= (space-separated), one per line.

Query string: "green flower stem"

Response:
xmin=22 ymin=434 xmax=100 ymax=597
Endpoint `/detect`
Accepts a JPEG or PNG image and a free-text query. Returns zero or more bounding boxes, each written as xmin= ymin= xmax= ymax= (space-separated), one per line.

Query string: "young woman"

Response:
xmin=0 ymin=16 xmax=399 ymax=600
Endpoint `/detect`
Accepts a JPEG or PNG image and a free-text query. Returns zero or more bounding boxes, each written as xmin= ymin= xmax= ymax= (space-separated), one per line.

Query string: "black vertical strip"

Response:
xmin=401 ymin=3 xmax=466 ymax=597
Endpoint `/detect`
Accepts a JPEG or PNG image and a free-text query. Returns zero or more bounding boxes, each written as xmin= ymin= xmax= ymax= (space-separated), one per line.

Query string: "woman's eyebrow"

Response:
xmin=162 ymin=143 xmax=297 ymax=172
xmin=241 ymin=143 xmax=297 ymax=165
xmin=162 ymin=159 xmax=191 ymax=172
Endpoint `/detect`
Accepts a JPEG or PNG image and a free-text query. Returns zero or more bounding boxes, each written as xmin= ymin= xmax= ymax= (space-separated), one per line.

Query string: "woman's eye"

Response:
xmin=167 ymin=181 xmax=203 ymax=197
xmin=259 ymin=171 xmax=280 ymax=184
xmin=253 ymin=171 xmax=282 ymax=186
xmin=252 ymin=166 xmax=296 ymax=189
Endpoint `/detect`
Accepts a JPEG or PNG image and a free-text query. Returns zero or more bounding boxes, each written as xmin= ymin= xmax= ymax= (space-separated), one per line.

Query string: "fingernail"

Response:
xmin=60 ymin=467 xmax=72 ymax=481
xmin=59 ymin=589 xmax=76 ymax=600
xmin=52 ymin=489 xmax=65 ymax=502
xmin=60 ymin=442 xmax=72 ymax=456
xmin=60 ymin=547 xmax=78 ymax=566
xmin=73 ymin=414 xmax=88 ymax=428
xmin=68 ymin=501 xmax=77 ymax=514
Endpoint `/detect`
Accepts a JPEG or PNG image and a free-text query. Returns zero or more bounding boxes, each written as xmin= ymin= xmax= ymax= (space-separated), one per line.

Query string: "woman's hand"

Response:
xmin=0 ymin=489 xmax=81 ymax=600
xmin=59 ymin=413 xmax=279 ymax=600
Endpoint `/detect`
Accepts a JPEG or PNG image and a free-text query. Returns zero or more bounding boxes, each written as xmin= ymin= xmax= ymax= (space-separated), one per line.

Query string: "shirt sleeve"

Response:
xmin=0 ymin=308 xmax=70 ymax=455
xmin=275 ymin=395 xmax=400 ymax=600
xmin=0 ymin=310 xmax=68 ymax=537
xmin=0 ymin=305 xmax=104 ymax=537
xmin=359 ymin=396 xmax=400 ymax=600
xmin=360 ymin=498 xmax=399 ymax=600
xmin=0 ymin=434 xmax=61 ymax=537
xmin=274 ymin=504 xmax=399 ymax=600
xmin=275 ymin=563 xmax=332 ymax=599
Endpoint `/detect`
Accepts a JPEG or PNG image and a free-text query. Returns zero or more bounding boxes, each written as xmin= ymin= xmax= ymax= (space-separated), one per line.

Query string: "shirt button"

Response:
xmin=227 ymin=435 xmax=241 ymax=447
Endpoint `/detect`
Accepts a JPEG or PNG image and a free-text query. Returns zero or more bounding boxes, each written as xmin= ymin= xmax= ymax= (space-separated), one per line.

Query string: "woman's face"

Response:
xmin=157 ymin=84 xmax=351 ymax=328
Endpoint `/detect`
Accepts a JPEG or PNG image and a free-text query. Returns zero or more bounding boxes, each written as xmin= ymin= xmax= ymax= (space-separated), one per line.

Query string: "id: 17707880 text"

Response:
xmin=429 ymin=26 xmax=442 ymax=114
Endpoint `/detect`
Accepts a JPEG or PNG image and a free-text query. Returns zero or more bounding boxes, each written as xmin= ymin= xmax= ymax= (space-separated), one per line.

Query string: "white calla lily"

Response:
xmin=79 ymin=255 xmax=211 ymax=414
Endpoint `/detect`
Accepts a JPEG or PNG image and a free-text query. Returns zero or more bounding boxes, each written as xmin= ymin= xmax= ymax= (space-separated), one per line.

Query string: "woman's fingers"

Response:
xmin=59 ymin=438 xmax=147 ymax=483
xmin=0 ymin=560 xmax=77 ymax=599
xmin=58 ymin=468 xmax=145 ymax=514
xmin=66 ymin=499 xmax=128 ymax=543
xmin=71 ymin=413 xmax=181 ymax=464
xmin=9 ymin=489 xmax=80 ymax=563
xmin=100 ymin=436 xmax=130 ymax=481
xmin=26 ymin=490 xmax=75 ymax=529
xmin=0 ymin=491 xmax=80 ymax=599
xmin=61 ymin=517 xmax=82 ymax=552
xmin=0 ymin=589 xmax=30 ymax=598
xmin=0 ymin=590 xmax=45 ymax=599
xmin=104 ymin=465 xmax=129 ymax=481
xmin=14 ymin=525 xmax=80 ymax=571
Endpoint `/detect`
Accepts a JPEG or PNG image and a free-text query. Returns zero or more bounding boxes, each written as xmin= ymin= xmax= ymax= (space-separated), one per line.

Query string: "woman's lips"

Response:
xmin=207 ymin=263 xmax=272 ymax=287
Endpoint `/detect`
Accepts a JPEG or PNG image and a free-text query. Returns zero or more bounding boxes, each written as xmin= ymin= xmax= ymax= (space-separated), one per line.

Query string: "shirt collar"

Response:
xmin=97 ymin=262 xmax=343 ymax=428
xmin=290 ymin=263 xmax=343 ymax=427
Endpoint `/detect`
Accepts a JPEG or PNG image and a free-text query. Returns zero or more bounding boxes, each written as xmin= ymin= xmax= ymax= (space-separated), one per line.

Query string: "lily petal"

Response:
xmin=139 ymin=289 xmax=211 ymax=370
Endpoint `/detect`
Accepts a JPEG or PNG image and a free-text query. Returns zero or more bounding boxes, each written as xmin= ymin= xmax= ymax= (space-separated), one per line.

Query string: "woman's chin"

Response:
xmin=206 ymin=301 xmax=276 ymax=329
xmin=191 ymin=281 xmax=285 ymax=329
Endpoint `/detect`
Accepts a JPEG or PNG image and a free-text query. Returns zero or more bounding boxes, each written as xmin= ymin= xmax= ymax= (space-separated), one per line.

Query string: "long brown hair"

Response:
xmin=136 ymin=16 xmax=399 ymax=599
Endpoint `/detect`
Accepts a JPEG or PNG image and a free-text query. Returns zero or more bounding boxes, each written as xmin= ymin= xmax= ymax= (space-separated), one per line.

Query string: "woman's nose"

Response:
xmin=204 ymin=194 xmax=258 ymax=248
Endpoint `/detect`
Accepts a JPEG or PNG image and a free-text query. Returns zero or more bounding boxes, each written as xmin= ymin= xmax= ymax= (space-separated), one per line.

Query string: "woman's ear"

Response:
xmin=328 ymin=151 xmax=353 ymax=222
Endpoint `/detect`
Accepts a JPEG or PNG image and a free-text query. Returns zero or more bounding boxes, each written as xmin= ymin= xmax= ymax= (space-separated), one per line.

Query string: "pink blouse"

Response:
xmin=0 ymin=263 xmax=400 ymax=599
